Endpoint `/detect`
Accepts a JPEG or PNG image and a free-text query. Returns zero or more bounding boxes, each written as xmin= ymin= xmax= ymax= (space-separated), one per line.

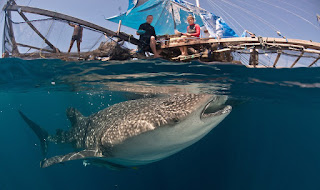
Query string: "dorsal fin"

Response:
xmin=66 ymin=107 xmax=85 ymax=127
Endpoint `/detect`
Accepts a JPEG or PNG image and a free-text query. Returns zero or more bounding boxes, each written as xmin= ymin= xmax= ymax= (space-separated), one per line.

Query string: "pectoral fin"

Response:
xmin=41 ymin=149 xmax=102 ymax=168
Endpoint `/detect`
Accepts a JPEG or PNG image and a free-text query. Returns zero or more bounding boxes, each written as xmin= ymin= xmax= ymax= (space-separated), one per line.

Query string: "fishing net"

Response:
xmin=2 ymin=4 xmax=131 ymax=61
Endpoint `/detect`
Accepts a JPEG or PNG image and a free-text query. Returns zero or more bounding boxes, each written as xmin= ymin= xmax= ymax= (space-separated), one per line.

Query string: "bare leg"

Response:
xmin=178 ymin=36 xmax=188 ymax=56
xmin=183 ymin=47 xmax=188 ymax=55
xmin=150 ymin=36 xmax=161 ymax=58
xmin=77 ymin=41 xmax=81 ymax=57
xmin=68 ymin=40 xmax=75 ymax=53
xmin=179 ymin=46 xmax=188 ymax=56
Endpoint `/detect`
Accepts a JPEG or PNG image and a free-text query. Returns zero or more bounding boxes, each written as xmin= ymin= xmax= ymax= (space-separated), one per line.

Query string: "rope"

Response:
xmin=88 ymin=34 xmax=104 ymax=51
xmin=281 ymin=0 xmax=314 ymax=18
xmin=39 ymin=17 xmax=55 ymax=58
xmin=104 ymin=33 xmax=130 ymax=50
xmin=207 ymin=0 xmax=243 ymax=35
xmin=220 ymin=0 xmax=280 ymax=33
xmin=231 ymin=0 xmax=300 ymax=37
xmin=256 ymin=0 xmax=320 ymax=31
xmin=55 ymin=21 xmax=66 ymax=48
xmin=208 ymin=0 xmax=245 ymax=32
xmin=27 ymin=0 xmax=32 ymax=6
xmin=11 ymin=18 xmax=55 ymax=24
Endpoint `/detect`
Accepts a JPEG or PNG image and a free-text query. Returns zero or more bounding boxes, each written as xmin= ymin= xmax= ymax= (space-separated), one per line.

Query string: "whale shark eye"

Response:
xmin=172 ymin=118 xmax=179 ymax=123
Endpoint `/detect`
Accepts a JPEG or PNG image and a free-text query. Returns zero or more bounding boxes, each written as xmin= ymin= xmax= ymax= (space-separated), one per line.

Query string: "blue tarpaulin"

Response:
xmin=107 ymin=0 xmax=238 ymax=38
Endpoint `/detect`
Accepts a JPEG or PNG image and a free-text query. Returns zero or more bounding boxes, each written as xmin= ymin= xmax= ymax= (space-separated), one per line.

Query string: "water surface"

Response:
xmin=0 ymin=58 xmax=320 ymax=190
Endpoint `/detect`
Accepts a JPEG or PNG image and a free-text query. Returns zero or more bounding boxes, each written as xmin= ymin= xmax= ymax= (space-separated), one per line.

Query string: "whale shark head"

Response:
xmin=102 ymin=94 xmax=232 ymax=165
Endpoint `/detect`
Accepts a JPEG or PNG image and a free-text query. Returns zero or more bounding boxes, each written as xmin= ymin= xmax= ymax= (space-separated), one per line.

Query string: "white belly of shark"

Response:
xmin=109 ymin=107 xmax=230 ymax=166
xmin=19 ymin=93 xmax=231 ymax=168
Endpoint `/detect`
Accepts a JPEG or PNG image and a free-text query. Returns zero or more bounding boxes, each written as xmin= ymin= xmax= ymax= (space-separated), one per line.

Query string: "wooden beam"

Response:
xmin=290 ymin=51 xmax=304 ymax=68
xmin=213 ymin=48 xmax=231 ymax=52
xmin=117 ymin=20 xmax=122 ymax=35
xmin=6 ymin=5 xmax=141 ymax=46
xmin=273 ymin=51 xmax=281 ymax=68
xmin=10 ymin=1 xmax=58 ymax=52
xmin=308 ymin=57 xmax=320 ymax=67
xmin=16 ymin=43 xmax=55 ymax=52
xmin=249 ymin=48 xmax=258 ymax=67
xmin=161 ymin=37 xmax=320 ymax=51
xmin=6 ymin=10 xmax=19 ymax=55
xmin=304 ymin=49 xmax=320 ymax=54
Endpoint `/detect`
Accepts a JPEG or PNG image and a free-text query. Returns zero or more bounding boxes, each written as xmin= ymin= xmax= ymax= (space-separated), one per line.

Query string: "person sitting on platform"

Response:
xmin=68 ymin=23 xmax=83 ymax=57
xmin=177 ymin=15 xmax=200 ymax=56
xmin=136 ymin=15 xmax=162 ymax=58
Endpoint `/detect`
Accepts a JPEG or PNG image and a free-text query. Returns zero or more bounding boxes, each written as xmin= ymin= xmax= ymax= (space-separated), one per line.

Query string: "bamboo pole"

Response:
xmin=10 ymin=1 xmax=58 ymax=52
xmin=6 ymin=10 xmax=19 ymax=55
xmin=273 ymin=51 xmax=281 ymax=68
xmin=7 ymin=5 xmax=141 ymax=46
xmin=16 ymin=43 xmax=55 ymax=53
xmin=117 ymin=20 xmax=122 ymax=35
xmin=249 ymin=48 xmax=258 ymax=67
xmin=290 ymin=51 xmax=304 ymax=68
xmin=161 ymin=37 xmax=320 ymax=50
xmin=308 ymin=57 xmax=320 ymax=67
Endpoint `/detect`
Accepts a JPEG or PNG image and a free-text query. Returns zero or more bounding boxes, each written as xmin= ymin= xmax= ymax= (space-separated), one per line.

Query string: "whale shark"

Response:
xmin=19 ymin=93 xmax=231 ymax=168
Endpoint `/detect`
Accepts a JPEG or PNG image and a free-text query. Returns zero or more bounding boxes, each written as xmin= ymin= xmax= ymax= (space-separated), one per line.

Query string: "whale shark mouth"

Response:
xmin=201 ymin=98 xmax=232 ymax=119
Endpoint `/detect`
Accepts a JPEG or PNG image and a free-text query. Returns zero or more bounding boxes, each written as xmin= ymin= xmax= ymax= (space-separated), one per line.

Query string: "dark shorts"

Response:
xmin=139 ymin=40 xmax=161 ymax=52
xmin=72 ymin=35 xmax=82 ymax=42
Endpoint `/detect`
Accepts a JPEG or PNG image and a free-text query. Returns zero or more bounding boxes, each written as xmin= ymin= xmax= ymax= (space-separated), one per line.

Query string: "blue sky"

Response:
xmin=1 ymin=0 xmax=319 ymax=54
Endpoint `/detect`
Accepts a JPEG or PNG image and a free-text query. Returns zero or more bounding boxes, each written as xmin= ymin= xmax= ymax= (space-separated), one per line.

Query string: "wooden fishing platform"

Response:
xmin=2 ymin=0 xmax=320 ymax=68
xmin=157 ymin=35 xmax=320 ymax=68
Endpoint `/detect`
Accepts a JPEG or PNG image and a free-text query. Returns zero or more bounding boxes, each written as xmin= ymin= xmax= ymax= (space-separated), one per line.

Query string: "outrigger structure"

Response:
xmin=2 ymin=0 xmax=320 ymax=68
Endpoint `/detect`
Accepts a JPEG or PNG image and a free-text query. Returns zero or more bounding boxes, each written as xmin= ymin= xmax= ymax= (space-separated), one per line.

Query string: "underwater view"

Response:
xmin=1 ymin=58 xmax=320 ymax=189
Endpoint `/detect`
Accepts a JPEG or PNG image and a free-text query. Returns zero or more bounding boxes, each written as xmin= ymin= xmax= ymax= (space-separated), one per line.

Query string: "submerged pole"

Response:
xmin=308 ymin=56 xmax=320 ymax=67
xmin=249 ymin=48 xmax=258 ymax=67
xmin=273 ymin=51 xmax=282 ymax=68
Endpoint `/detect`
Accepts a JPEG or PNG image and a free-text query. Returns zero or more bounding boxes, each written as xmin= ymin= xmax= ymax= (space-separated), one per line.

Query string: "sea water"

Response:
xmin=0 ymin=58 xmax=320 ymax=190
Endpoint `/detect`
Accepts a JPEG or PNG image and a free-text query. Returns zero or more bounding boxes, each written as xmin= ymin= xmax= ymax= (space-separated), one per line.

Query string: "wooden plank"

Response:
xmin=7 ymin=5 xmax=141 ymax=46
xmin=161 ymin=37 xmax=320 ymax=51
xmin=290 ymin=51 xmax=304 ymax=68
xmin=117 ymin=20 xmax=122 ymax=35
xmin=308 ymin=57 xmax=320 ymax=67
xmin=16 ymin=43 xmax=55 ymax=52
xmin=273 ymin=51 xmax=281 ymax=68
xmin=172 ymin=53 xmax=201 ymax=61
xmin=249 ymin=48 xmax=258 ymax=67
xmin=6 ymin=10 xmax=19 ymax=55
xmin=231 ymin=43 xmax=304 ymax=51
xmin=304 ymin=49 xmax=320 ymax=54
xmin=213 ymin=48 xmax=231 ymax=53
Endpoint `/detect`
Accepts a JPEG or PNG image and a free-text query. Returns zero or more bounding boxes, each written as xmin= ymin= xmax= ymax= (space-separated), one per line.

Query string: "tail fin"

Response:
xmin=18 ymin=111 xmax=49 ymax=157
